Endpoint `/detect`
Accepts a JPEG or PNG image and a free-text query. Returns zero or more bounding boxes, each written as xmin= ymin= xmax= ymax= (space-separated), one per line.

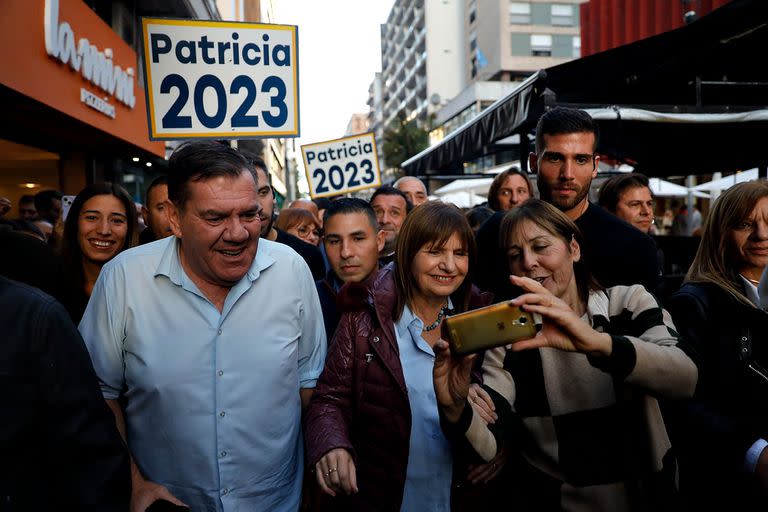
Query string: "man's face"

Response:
xmin=253 ymin=166 xmax=276 ymax=237
xmin=142 ymin=184 xmax=172 ymax=240
xmin=396 ymin=178 xmax=427 ymax=207
xmin=615 ymin=186 xmax=654 ymax=233
xmin=324 ymin=212 xmax=385 ymax=283
xmin=44 ymin=198 xmax=62 ymax=224
xmin=531 ymin=132 xmax=599 ymax=216
xmin=18 ymin=200 xmax=37 ymax=220
xmin=168 ymin=171 xmax=261 ymax=289
xmin=371 ymin=194 xmax=407 ymax=247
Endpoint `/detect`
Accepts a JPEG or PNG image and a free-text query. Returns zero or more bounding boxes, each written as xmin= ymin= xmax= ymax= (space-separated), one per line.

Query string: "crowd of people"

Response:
xmin=2 ymin=107 xmax=767 ymax=511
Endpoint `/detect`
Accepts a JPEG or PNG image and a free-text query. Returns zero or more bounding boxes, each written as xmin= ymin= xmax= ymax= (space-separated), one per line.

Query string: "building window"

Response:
xmin=469 ymin=30 xmax=477 ymax=52
xmin=509 ymin=2 xmax=531 ymax=24
xmin=531 ymin=34 xmax=552 ymax=56
xmin=469 ymin=0 xmax=477 ymax=24
xmin=551 ymin=4 xmax=574 ymax=26
xmin=572 ymin=36 xmax=581 ymax=58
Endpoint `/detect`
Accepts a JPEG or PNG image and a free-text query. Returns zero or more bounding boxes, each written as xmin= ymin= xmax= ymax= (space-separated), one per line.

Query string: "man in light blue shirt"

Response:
xmin=79 ymin=141 xmax=326 ymax=511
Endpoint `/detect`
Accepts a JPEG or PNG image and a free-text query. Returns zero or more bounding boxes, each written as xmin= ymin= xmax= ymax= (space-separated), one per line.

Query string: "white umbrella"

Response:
xmin=436 ymin=191 xmax=485 ymax=208
xmin=433 ymin=177 xmax=494 ymax=196
xmin=692 ymin=168 xmax=759 ymax=192
xmin=648 ymin=178 xmax=710 ymax=198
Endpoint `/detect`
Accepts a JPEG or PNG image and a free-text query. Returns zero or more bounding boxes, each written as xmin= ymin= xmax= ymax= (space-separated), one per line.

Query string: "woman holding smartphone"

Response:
xmin=304 ymin=201 xmax=491 ymax=511
xmin=433 ymin=199 xmax=697 ymax=511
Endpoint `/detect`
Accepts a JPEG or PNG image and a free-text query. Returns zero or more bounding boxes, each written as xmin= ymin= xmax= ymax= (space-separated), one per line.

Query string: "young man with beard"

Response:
xmin=248 ymin=156 xmax=325 ymax=280
xmin=475 ymin=107 xmax=659 ymax=299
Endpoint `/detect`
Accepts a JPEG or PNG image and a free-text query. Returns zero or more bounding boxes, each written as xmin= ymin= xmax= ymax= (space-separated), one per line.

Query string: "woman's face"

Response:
xmin=288 ymin=220 xmax=320 ymax=246
xmin=506 ymin=219 xmax=580 ymax=301
xmin=497 ymin=174 xmax=530 ymax=211
xmin=411 ymin=233 xmax=469 ymax=302
xmin=729 ymin=196 xmax=768 ymax=279
xmin=77 ymin=194 xmax=129 ymax=265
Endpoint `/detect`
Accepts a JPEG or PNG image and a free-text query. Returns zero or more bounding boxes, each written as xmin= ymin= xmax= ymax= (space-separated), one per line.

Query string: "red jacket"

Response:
xmin=304 ymin=265 xmax=492 ymax=511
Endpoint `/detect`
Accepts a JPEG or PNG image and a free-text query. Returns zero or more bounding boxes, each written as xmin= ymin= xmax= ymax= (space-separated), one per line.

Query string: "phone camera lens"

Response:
xmin=518 ymin=316 xmax=527 ymax=324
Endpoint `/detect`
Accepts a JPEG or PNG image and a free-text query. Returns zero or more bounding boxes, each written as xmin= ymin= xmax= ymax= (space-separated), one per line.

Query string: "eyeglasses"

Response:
xmin=296 ymin=225 xmax=321 ymax=238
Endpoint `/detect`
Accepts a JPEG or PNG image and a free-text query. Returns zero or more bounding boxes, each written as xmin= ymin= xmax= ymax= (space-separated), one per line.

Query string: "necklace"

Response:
xmin=423 ymin=303 xmax=449 ymax=332
xmin=742 ymin=274 xmax=761 ymax=286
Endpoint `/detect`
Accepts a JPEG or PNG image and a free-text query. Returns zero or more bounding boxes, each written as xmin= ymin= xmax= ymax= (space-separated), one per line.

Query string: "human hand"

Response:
xmin=131 ymin=478 xmax=187 ymax=512
xmin=433 ymin=339 xmax=476 ymax=423
xmin=509 ymin=276 xmax=612 ymax=356
xmin=468 ymin=383 xmax=497 ymax=424
xmin=466 ymin=444 xmax=509 ymax=484
xmin=315 ymin=448 xmax=358 ymax=497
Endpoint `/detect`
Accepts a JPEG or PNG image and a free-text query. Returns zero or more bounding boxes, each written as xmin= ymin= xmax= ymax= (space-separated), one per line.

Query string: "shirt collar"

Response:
xmin=395 ymin=297 xmax=454 ymax=340
xmin=741 ymin=275 xmax=760 ymax=307
xmin=154 ymin=236 xmax=275 ymax=287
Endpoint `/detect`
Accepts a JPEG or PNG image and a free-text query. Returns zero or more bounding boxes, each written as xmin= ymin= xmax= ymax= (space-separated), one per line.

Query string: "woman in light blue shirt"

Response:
xmin=305 ymin=201 xmax=492 ymax=511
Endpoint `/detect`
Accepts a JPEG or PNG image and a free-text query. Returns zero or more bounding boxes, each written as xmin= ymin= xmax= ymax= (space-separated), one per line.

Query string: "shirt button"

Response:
xmin=220 ymin=411 xmax=226 ymax=417
xmin=222 ymin=488 xmax=229 ymax=496
xmin=218 ymin=329 xmax=223 ymax=335
xmin=218 ymin=370 xmax=224 ymax=376
xmin=220 ymin=450 xmax=227 ymax=458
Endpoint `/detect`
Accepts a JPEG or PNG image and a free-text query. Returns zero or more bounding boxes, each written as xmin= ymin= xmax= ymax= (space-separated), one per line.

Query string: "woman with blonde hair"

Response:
xmin=666 ymin=180 xmax=768 ymax=509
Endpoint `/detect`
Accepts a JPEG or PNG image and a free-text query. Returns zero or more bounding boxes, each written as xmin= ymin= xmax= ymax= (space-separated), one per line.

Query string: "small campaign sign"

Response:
xmin=141 ymin=18 xmax=299 ymax=140
xmin=301 ymin=133 xmax=382 ymax=198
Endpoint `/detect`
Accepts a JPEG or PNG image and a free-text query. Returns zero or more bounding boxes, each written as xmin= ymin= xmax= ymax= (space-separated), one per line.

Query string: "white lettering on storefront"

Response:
xmin=44 ymin=0 xmax=136 ymax=109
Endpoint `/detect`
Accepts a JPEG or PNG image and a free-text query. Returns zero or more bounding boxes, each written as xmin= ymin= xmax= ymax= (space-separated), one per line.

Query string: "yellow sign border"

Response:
xmin=301 ymin=132 xmax=382 ymax=199
xmin=141 ymin=17 xmax=299 ymax=139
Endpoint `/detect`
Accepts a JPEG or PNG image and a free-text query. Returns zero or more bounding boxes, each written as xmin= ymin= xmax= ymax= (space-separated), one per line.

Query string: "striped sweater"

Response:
xmin=449 ymin=284 xmax=698 ymax=512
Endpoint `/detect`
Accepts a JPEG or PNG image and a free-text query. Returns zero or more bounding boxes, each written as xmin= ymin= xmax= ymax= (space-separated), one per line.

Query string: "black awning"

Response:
xmin=403 ymin=0 xmax=768 ymax=177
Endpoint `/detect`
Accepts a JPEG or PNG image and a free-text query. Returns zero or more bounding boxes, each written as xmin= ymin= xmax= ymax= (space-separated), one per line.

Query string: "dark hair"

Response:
xmin=598 ymin=173 xmax=651 ymax=212
xmin=370 ymin=185 xmax=413 ymax=213
xmin=167 ymin=141 xmax=254 ymax=209
xmin=275 ymin=208 xmax=319 ymax=233
xmin=500 ymin=199 xmax=603 ymax=305
xmin=34 ymin=189 xmax=63 ymax=212
xmin=393 ymin=201 xmax=476 ymax=320
xmin=535 ymin=107 xmax=599 ymax=155
xmin=465 ymin=206 xmax=495 ymax=231
xmin=60 ymin=182 xmax=138 ymax=292
xmin=19 ymin=194 xmax=35 ymax=204
xmin=487 ymin=167 xmax=533 ymax=211
xmin=0 ymin=218 xmax=45 ymax=240
xmin=144 ymin=175 xmax=168 ymax=205
xmin=323 ymin=198 xmax=378 ymax=231
xmin=313 ymin=197 xmax=332 ymax=210
xmin=687 ymin=180 xmax=768 ymax=307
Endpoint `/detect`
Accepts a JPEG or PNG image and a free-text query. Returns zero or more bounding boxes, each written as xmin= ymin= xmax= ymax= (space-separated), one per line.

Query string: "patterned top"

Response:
xmin=450 ymin=284 xmax=698 ymax=512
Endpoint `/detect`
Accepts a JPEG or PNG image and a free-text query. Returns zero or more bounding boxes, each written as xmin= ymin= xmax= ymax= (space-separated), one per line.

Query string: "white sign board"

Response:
xmin=141 ymin=18 xmax=299 ymax=140
xmin=301 ymin=133 xmax=382 ymax=198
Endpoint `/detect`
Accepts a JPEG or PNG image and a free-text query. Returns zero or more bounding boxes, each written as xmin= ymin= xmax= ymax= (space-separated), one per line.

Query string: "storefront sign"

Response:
xmin=141 ymin=18 xmax=299 ymax=140
xmin=44 ymin=0 xmax=136 ymax=113
xmin=301 ymin=133 xmax=382 ymax=198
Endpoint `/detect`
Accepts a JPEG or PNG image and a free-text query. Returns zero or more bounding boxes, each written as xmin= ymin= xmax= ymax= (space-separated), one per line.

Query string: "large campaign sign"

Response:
xmin=301 ymin=133 xmax=382 ymax=198
xmin=141 ymin=18 xmax=299 ymax=140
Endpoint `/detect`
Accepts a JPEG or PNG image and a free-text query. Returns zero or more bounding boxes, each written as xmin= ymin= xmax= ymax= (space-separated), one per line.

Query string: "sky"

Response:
xmin=274 ymin=0 xmax=395 ymax=178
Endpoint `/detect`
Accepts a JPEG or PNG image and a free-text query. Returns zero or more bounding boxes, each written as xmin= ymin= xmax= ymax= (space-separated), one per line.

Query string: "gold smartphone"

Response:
xmin=444 ymin=301 xmax=540 ymax=355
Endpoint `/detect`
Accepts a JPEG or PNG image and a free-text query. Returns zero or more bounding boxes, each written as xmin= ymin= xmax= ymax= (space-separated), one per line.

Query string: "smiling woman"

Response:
xmin=304 ymin=201 xmax=493 ymax=511
xmin=59 ymin=182 xmax=138 ymax=322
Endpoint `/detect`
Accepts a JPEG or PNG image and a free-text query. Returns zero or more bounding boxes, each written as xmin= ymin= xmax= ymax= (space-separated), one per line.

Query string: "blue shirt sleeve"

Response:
xmin=78 ymin=262 xmax=128 ymax=400
xmin=296 ymin=255 xmax=327 ymax=388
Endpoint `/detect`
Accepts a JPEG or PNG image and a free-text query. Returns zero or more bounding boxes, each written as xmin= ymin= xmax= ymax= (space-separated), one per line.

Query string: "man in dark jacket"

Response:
xmin=316 ymin=198 xmax=384 ymax=342
xmin=476 ymin=107 xmax=660 ymax=300
xmin=247 ymin=155 xmax=325 ymax=280
xmin=0 ymin=275 xmax=130 ymax=510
